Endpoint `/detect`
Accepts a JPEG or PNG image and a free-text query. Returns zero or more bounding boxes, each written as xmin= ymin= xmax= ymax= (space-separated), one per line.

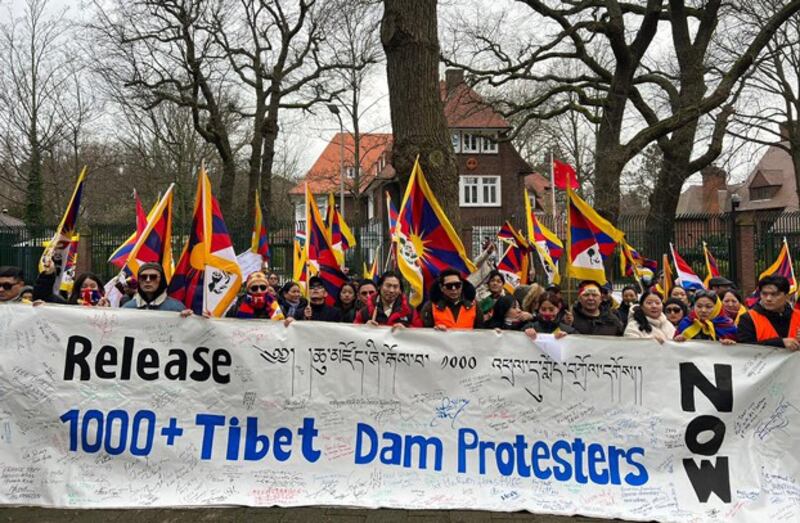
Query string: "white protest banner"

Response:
xmin=0 ymin=305 xmax=798 ymax=521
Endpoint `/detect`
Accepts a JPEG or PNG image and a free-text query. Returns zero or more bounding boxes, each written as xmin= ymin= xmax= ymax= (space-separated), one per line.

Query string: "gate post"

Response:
xmin=736 ymin=211 xmax=756 ymax=292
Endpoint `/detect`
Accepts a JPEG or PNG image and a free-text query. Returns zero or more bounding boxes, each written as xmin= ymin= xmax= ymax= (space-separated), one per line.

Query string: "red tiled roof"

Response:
xmin=290 ymin=133 xmax=393 ymax=196
xmin=440 ymin=81 xmax=510 ymax=129
xmin=524 ymin=173 xmax=551 ymax=194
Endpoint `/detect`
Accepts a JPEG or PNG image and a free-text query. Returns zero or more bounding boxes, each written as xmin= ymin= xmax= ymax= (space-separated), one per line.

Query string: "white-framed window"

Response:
xmin=461 ymin=132 xmax=481 ymax=153
xmin=459 ymin=175 xmax=501 ymax=207
xmin=528 ymin=191 xmax=537 ymax=210
xmin=451 ymin=131 xmax=461 ymax=153
xmin=294 ymin=202 xmax=306 ymax=223
xmin=317 ymin=196 xmax=328 ymax=216
xmin=367 ymin=192 xmax=375 ymax=220
xmin=345 ymin=166 xmax=355 ymax=178
xmin=481 ymin=132 xmax=498 ymax=153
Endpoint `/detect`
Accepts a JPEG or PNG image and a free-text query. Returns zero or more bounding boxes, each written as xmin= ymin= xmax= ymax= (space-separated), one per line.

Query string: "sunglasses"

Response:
xmin=665 ymin=307 xmax=682 ymax=313
xmin=249 ymin=285 xmax=268 ymax=293
xmin=442 ymin=282 xmax=462 ymax=290
xmin=0 ymin=282 xmax=18 ymax=290
xmin=139 ymin=273 xmax=160 ymax=282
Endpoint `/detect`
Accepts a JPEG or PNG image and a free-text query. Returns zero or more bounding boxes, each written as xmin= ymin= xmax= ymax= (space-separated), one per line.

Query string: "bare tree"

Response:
xmin=382 ymin=0 xmax=461 ymax=228
xmin=0 ymin=0 xmax=75 ymax=224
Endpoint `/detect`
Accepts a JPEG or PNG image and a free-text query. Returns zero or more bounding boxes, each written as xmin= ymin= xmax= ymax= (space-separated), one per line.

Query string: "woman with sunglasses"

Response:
xmin=623 ymin=290 xmax=675 ymax=343
xmin=663 ymin=298 xmax=689 ymax=327
xmin=674 ymin=290 xmax=737 ymax=344
xmin=67 ymin=272 xmax=110 ymax=307
xmin=227 ymin=272 xmax=285 ymax=320
xmin=335 ymin=281 xmax=360 ymax=323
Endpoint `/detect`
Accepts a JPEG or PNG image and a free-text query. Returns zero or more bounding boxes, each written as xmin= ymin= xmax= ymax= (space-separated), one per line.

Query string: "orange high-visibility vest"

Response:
xmin=747 ymin=308 xmax=800 ymax=341
xmin=432 ymin=302 xmax=477 ymax=329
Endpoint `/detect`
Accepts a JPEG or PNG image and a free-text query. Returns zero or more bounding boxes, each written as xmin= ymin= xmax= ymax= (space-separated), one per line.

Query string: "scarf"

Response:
xmin=237 ymin=293 xmax=284 ymax=319
xmin=676 ymin=299 xmax=737 ymax=341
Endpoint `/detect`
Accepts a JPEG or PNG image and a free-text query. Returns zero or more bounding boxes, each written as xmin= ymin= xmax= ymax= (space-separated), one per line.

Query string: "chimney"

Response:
xmin=701 ymin=165 xmax=727 ymax=214
xmin=778 ymin=121 xmax=796 ymax=141
xmin=445 ymin=69 xmax=464 ymax=92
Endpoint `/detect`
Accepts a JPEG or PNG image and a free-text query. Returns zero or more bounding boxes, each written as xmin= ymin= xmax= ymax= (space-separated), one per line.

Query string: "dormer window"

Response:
xmin=749 ymin=185 xmax=779 ymax=201
xmin=481 ymin=132 xmax=498 ymax=153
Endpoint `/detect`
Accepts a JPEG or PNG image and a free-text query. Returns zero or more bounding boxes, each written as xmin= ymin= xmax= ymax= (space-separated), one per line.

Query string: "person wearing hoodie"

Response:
xmin=354 ymin=271 xmax=421 ymax=327
xmin=122 ymin=263 xmax=190 ymax=314
xmin=624 ymin=290 xmax=675 ymax=343
xmin=421 ymin=269 xmax=483 ymax=330
xmin=571 ymin=281 xmax=624 ymax=336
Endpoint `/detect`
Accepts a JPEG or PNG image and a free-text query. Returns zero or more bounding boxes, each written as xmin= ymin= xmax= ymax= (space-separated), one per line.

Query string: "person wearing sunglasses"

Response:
xmin=663 ymin=298 xmax=688 ymax=327
xmin=354 ymin=271 xmax=420 ymax=327
xmin=0 ymin=266 xmax=25 ymax=303
xmin=122 ymin=263 xmax=191 ymax=314
xmin=421 ymin=269 xmax=483 ymax=331
xmin=356 ymin=279 xmax=377 ymax=304
xmin=674 ymin=290 xmax=736 ymax=344
xmin=227 ymin=271 xmax=286 ymax=321
xmin=571 ymin=281 xmax=624 ymax=336
xmin=738 ymin=275 xmax=800 ymax=350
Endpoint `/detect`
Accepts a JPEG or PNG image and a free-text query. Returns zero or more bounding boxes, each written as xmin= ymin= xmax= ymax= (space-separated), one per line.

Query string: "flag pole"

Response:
xmin=550 ymin=150 xmax=557 ymax=227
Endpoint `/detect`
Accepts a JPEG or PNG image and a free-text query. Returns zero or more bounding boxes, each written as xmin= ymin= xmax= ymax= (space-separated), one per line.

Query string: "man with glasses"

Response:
xmin=0 ymin=266 xmax=25 ymax=303
xmin=737 ymin=275 xmax=800 ymax=350
xmin=571 ymin=281 xmax=624 ymax=336
xmin=123 ymin=263 xmax=191 ymax=315
xmin=421 ymin=269 xmax=483 ymax=330
xmin=354 ymin=271 xmax=420 ymax=327
xmin=301 ymin=276 xmax=341 ymax=322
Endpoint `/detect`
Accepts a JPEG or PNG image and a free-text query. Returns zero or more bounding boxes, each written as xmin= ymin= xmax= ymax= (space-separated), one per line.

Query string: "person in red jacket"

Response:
xmin=737 ymin=275 xmax=800 ymax=350
xmin=354 ymin=271 xmax=421 ymax=328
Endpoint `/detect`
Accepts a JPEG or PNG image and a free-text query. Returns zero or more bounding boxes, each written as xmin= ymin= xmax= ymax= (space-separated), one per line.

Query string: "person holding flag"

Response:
xmin=737 ymin=275 xmax=800 ymax=349
xmin=354 ymin=271 xmax=421 ymax=328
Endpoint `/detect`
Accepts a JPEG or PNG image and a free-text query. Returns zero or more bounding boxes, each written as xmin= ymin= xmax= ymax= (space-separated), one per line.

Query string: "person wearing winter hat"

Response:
xmin=421 ymin=268 xmax=484 ymax=330
xmin=571 ymin=280 xmax=624 ymax=336
xmin=227 ymin=271 xmax=287 ymax=322
xmin=123 ymin=262 xmax=190 ymax=314
xmin=300 ymin=276 xmax=341 ymax=322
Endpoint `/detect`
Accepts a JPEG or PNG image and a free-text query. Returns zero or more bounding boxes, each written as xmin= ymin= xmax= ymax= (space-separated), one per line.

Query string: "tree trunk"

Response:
xmin=26 ymin=129 xmax=43 ymax=226
xmin=259 ymin=98 xmax=281 ymax=228
xmin=247 ymin=92 xmax=267 ymax=228
xmin=381 ymin=0 xmax=460 ymax=230
xmin=644 ymin=146 xmax=691 ymax=258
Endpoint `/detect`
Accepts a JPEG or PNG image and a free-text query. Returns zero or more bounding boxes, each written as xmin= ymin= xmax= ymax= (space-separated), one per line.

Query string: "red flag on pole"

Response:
xmin=552 ymin=158 xmax=579 ymax=190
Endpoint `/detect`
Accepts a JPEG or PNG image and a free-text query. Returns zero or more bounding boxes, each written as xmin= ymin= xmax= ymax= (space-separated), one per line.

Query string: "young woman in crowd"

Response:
xmin=669 ymin=286 xmax=690 ymax=305
xmin=663 ymin=298 xmax=689 ymax=327
xmin=674 ymin=290 xmax=737 ymax=344
xmin=335 ymin=281 xmax=360 ymax=323
xmin=721 ymin=289 xmax=747 ymax=325
xmin=279 ymin=281 xmax=308 ymax=320
xmin=618 ymin=285 xmax=638 ymax=325
xmin=623 ymin=290 xmax=675 ymax=343
xmin=486 ymin=295 xmax=525 ymax=331
xmin=479 ymin=270 xmax=506 ymax=320
xmin=67 ymin=272 xmax=110 ymax=307
xmin=522 ymin=292 xmax=576 ymax=339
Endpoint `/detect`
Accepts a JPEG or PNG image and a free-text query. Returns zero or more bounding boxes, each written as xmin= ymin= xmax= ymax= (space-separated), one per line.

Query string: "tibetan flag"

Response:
xmin=326 ymin=192 xmax=357 ymax=268
xmin=620 ymin=241 xmax=656 ymax=281
xmin=120 ymin=185 xmax=175 ymax=281
xmin=169 ymin=166 xmax=242 ymax=316
xmin=759 ymin=237 xmax=796 ymax=294
xmin=293 ymin=239 xmax=308 ymax=296
xmin=702 ymin=242 xmax=721 ymax=288
xmin=40 ymin=166 xmax=88 ymax=294
xmin=497 ymin=221 xmax=529 ymax=293
xmin=59 ymin=234 xmax=80 ymax=294
xmin=386 ymin=191 xmax=399 ymax=238
xmin=395 ymin=158 xmax=476 ymax=307
xmin=305 ymin=185 xmax=347 ymax=305
xmin=566 ymin=187 xmax=623 ymax=284
xmin=134 ymin=189 xmax=147 ymax=233
xmin=108 ymin=192 xmax=161 ymax=269
xmin=250 ymin=191 xmax=270 ymax=265
xmin=553 ymin=158 xmax=579 ymax=190
xmin=670 ymin=243 xmax=704 ymax=290
xmin=525 ymin=189 xmax=562 ymax=284
xmin=363 ymin=257 xmax=378 ymax=282
xmin=656 ymin=253 xmax=673 ymax=299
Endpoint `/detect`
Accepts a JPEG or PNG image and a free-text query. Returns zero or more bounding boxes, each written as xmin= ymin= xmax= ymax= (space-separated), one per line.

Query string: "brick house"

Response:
xmin=291 ymin=69 xmax=546 ymax=262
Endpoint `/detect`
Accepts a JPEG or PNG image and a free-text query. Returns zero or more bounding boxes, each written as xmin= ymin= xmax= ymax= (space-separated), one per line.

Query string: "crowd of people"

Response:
xmin=0 ymin=251 xmax=799 ymax=350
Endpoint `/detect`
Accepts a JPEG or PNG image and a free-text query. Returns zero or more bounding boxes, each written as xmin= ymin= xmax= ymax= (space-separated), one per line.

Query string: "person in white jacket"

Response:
xmin=624 ymin=290 xmax=676 ymax=343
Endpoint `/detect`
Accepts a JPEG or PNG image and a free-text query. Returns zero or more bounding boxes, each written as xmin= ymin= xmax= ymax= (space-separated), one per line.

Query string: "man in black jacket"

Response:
xmin=571 ymin=281 xmax=624 ymax=336
xmin=301 ymin=276 xmax=342 ymax=322
xmin=737 ymin=275 xmax=800 ymax=350
xmin=0 ymin=266 xmax=25 ymax=303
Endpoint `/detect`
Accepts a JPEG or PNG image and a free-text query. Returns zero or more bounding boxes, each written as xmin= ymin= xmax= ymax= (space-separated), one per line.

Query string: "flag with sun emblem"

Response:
xmin=395 ymin=158 xmax=476 ymax=307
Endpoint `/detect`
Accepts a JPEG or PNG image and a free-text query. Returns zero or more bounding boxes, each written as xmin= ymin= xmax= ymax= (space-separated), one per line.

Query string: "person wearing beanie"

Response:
xmin=123 ymin=263 xmax=189 ymax=313
xmin=571 ymin=281 xmax=624 ymax=336
xmin=227 ymin=271 xmax=287 ymax=321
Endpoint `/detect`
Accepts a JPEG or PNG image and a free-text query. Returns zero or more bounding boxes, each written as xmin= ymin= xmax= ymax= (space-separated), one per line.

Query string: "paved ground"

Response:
xmin=0 ymin=508 xmax=613 ymax=522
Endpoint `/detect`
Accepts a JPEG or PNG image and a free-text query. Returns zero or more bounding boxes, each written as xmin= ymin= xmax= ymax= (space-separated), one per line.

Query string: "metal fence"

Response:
xmin=2 ymin=210 xmax=799 ymax=288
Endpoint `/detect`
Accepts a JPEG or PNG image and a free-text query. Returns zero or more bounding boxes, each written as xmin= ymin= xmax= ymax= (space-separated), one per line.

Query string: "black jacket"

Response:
xmin=302 ymin=302 xmax=342 ymax=322
xmin=571 ymin=303 xmax=624 ymax=336
xmin=737 ymin=303 xmax=794 ymax=347
xmin=336 ymin=303 xmax=359 ymax=323
xmin=33 ymin=272 xmax=66 ymax=304
xmin=523 ymin=318 xmax=577 ymax=335
xmin=279 ymin=297 xmax=308 ymax=320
